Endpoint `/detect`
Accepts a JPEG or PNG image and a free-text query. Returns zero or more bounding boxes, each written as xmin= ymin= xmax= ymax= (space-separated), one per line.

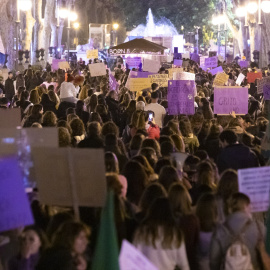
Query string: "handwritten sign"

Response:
xmin=86 ymin=49 xmax=98 ymax=59
xmin=120 ymin=240 xmax=158 ymax=270
xmin=173 ymin=72 xmax=195 ymax=81
xmin=257 ymin=76 xmax=270 ymax=94
xmin=0 ymin=156 xmax=34 ymax=232
xmin=0 ymin=109 xmax=21 ymax=128
xmin=143 ymin=59 xmax=160 ymax=73
xmin=129 ymin=78 xmax=151 ymax=92
xmin=58 ymin=61 xmax=70 ymax=70
xmin=263 ymin=83 xmax=270 ymax=100
xmin=209 ymin=66 xmax=223 ymax=76
xmin=247 ymin=72 xmax=262 ymax=83
xmin=168 ymin=68 xmax=183 ymax=79
xmin=204 ymin=56 xmax=218 ymax=68
xmin=236 ymin=73 xmax=245 ymax=86
xmin=168 ymin=80 xmax=195 ymax=115
xmin=239 ymin=60 xmax=249 ymax=68
xmin=126 ymin=57 xmax=141 ymax=68
xmin=148 ymin=74 xmax=168 ymax=87
xmin=32 ymin=148 xmax=107 ymax=207
xmin=214 ymin=86 xmax=248 ymax=115
xmin=89 ymin=63 xmax=107 ymax=77
xmin=173 ymin=59 xmax=183 ymax=66
xmin=213 ymin=72 xmax=229 ymax=86
xmin=238 ymin=166 xmax=270 ymax=212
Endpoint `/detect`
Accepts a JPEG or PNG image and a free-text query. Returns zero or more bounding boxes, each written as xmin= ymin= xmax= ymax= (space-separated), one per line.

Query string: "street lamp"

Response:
xmin=59 ymin=5 xmax=78 ymax=63
xmin=16 ymin=0 xmax=32 ymax=70
xmin=112 ymin=23 xmax=119 ymax=46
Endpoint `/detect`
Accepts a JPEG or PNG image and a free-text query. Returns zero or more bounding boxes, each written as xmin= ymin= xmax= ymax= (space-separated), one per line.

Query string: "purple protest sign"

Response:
xmin=239 ymin=61 xmax=248 ymax=68
xmin=209 ymin=66 xmax=223 ymax=75
xmin=52 ymin=59 xmax=65 ymax=71
xmin=174 ymin=59 xmax=183 ymax=66
xmin=204 ymin=56 xmax=218 ymax=68
xmin=191 ymin=53 xmax=200 ymax=63
xmin=0 ymin=156 xmax=34 ymax=233
xmin=136 ymin=71 xmax=154 ymax=78
xmin=168 ymin=80 xmax=195 ymax=115
xmin=263 ymin=83 xmax=270 ymax=100
xmin=109 ymin=74 xmax=119 ymax=92
xmin=214 ymin=87 xmax=248 ymax=115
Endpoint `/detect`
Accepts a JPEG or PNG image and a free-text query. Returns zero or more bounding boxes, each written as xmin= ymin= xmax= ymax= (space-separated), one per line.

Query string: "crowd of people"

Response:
xmin=0 ymin=56 xmax=270 ymax=270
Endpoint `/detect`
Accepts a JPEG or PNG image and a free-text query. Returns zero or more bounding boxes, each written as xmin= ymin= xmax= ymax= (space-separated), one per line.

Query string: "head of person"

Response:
xmin=136 ymin=101 xmax=145 ymax=111
xmin=67 ymin=113 xmax=79 ymax=123
xmin=122 ymin=160 xmax=148 ymax=205
xmin=48 ymin=90 xmax=59 ymax=104
xmin=132 ymin=155 xmax=155 ymax=177
xmin=196 ymin=161 xmax=216 ymax=189
xmin=139 ymin=183 xmax=167 ymax=215
xmin=42 ymin=111 xmax=57 ymax=127
xmin=151 ymin=83 xmax=159 ymax=91
xmin=87 ymin=121 xmax=101 ymax=137
xmin=196 ymin=193 xmax=218 ymax=232
xmin=70 ymin=118 xmax=85 ymax=137
xmin=141 ymin=138 xmax=161 ymax=158
xmin=105 ymin=151 xmax=119 ymax=174
xmin=134 ymin=198 xmax=182 ymax=249
xmin=160 ymin=141 xmax=175 ymax=158
xmin=31 ymin=104 xmax=43 ymax=115
xmin=58 ymin=127 xmax=71 ymax=147
xmin=150 ymin=91 xmax=159 ymax=103
xmin=19 ymin=226 xmax=49 ymax=257
xmin=45 ymin=75 xmax=52 ymax=83
xmin=52 ymin=221 xmax=90 ymax=255
xmin=89 ymin=112 xmax=103 ymax=125
xmin=168 ymin=183 xmax=192 ymax=217
xmin=139 ymin=147 xmax=158 ymax=169
xmin=159 ymin=165 xmax=180 ymax=192
xmin=29 ymin=89 xmax=40 ymax=104
xmin=73 ymin=75 xmax=84 ymax=86
xmin=229 ymin=192 xmax=251 ymax=214
xmin=130 ymin=134 xmax=144 ymax=151
xmin=154 ymin=158 xmax=172 ymax=175
xmin=101 ymin=121 xmax=119 ymax=138
xmin=219 ymin=129 xmax=238 ymax=148
xmin=8 ymin=71 xmax=13 ymax=79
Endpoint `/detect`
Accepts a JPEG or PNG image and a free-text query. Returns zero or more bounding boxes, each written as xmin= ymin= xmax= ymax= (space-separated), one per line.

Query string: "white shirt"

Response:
xmin=133 ymin=234 xmax=190 ymax=270
xmin=144 ymin=103 xmax=166 ymax=128
xmin=59 ymin=82 xmax=77 ymax=99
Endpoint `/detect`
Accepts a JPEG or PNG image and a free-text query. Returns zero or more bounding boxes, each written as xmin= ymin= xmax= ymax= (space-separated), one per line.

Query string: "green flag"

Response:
xmin=266 ymin=207 xmax=270 ymax=255
xmin=91 ymin=191 xmax=120 ymax=270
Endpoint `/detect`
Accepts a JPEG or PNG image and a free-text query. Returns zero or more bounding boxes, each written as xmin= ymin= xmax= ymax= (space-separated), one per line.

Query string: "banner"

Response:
xmin=264 ymin=83 xmax=270 ymax=100
xmin=126 ymin=57 xmax=141 ymax=68
xmin=168 ymin=80 xmax=195 ymax=115
xmin=129 ymin=78 xmax=151 ymax=92
xmin=236 ymin=73 xmax=245 ymax=86
xmin=209 ymin=66 xmax=223 ymax=76
xmin=173 ymin=59 xmax=183 ymax=66
xmin=58 ymin=61 xmax=70 ymax=70
xmin=0 ymin=156 xmax=34 ymax=232
xmin=214 ymin=86 xmax=248 ymax=115
xmin=204 ymin=56 xmax=218 ymax=68
xmin=213 ymin=72 xmax=229 ymax=86
xmin=239 ymin=60 xmax=249 ymax=68
xmin=148 ymin=74 xmax=168 ymax=87
xmin=257 ymin=76 xmax=270 ymax=94
xmin=86 ymin=49 xmax=98 ymax=59
xmin=89 ymin=63 xmax=107 ymax=77
xmin=173 ymin=72 xmax=195 ymax=81
xmin=238 ymin=166 xmax=270 ymax=212
xmin=143 ymin=58 xmax=160 ymax=73
xmin=247 ymin=72 xmax=262 ymax=83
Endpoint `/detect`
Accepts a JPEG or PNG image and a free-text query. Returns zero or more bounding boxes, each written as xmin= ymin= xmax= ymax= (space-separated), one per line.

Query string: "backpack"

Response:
xmin=223 ymin=220 xmax=254 ymax=270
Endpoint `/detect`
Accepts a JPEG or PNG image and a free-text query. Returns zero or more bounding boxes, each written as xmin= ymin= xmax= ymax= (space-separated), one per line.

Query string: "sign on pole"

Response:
xmin=89 ymin=63 xmax=107 ymax=77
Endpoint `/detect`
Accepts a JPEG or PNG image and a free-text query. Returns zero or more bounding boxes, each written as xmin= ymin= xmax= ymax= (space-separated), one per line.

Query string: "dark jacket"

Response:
xmin=202 ymin=134 xmax=220 ymax=162
xmin=217 ymin=143 xmax=259 ymax=173
xmin=105 ymin=96 xmax=119 ymax=125
xmin=4 ymin=78 xmax=15 ymax=101
xmin=77 ymin=135 xmax=104 ymax=148
xmin=57 ymin=101 xmax=76 ymax=120
xmin=40 ymin=95 xmax=57 ymax=114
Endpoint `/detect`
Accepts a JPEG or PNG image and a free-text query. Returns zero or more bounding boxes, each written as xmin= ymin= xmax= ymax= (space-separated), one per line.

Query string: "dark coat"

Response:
xmin=217 ymin=143 xmax=259 ymax=173
xmin=77 ymin=135 xmax=104 ymax=148
xmin=4 ymin=78 xmax=15 ymax=101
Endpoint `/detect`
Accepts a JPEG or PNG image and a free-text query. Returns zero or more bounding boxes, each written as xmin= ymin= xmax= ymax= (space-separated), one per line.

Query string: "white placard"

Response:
xmin=143 ymin=59 xmax=160 ymax=73
xmin=238 ymin=166 xmax=270 ymax=212
xmin=88 ymin=63 xmax=107 ymax=77
xmin=173 ymin=72 xmax=195 ymax=81
xmin=119 ymin=240 xmax=158 ymax=270
xmin=182 ymin=52 xmax=190 ymax=59
xmin=236 ymin=73 xmax=245 ymax=86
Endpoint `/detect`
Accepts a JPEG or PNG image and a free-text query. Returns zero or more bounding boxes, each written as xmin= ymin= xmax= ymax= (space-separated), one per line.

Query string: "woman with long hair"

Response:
xmin=133 ymin=198 xmax=190 ymax=270
xmin=88 ymin=94 xmax=98 ymax=113
xmin=36 ymin=221 xmax=90 ymax=270
xmin=29 ymin=89 xmax=40 ymax=105
xmin=78 ymin=84 xmax=91 ymax=101
xmin=75 ymin=100 xmax=90 ymax=127
xmin=169 ymin=183 xmax=199 ymax=270
xmin=69 ymin=118 xmax=85 ymax=146
xmin=42 ymin=111 xmax=57 ymax=127
xmin=23 ymin=104 xmax=43 ymax=128
xmin=40 ymin=93 xmax=57 ymax=114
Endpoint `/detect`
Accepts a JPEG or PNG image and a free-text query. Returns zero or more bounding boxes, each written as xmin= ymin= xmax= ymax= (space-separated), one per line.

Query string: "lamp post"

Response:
xmin=112 ymin=23 xmax=119 ymax=46
xmin=59 ymin=3 xmax=77 ymax=63
xmin=212 ymin=14 xmax=226 ymax=61
xmin=16 ymin=0 xmax=32 ymax=70
xmin=235 ymin=0 xmax=270 ymax=66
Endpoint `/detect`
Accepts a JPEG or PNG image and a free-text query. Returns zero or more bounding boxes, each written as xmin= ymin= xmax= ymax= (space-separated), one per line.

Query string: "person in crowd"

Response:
xmin=15 ymin=73 xmax=25 ymax=91
xmin=4 ymin=71 xmax=15 ymax=102
xmin=48 ymin=90 xmax=60 ymax=110
xmin=42 ymin=111 xmax=57 ymax=127
xmin=75 ymin=100 xmax=89 ymax=127
xmin=133 ymin=198 xmax=190 ymax=270
xmin=36 ymin=221 xmax=90 ymax=270
xmin=69 ymin=118 xmax=85 ymax=146
xmin=23 ymin=104 xmax=43 ymax=127
xmin=8 ymin=226 xmax=49 ymax=270
xmin=59 ymin=74 xmax=78 ymax=103
xmin=29 ymin=89 xmax=40 ymax=105
xmin=210 ymin=193 xmax=265 ymax=270
xmin=217 ymin=129 xmax=259 ymax=173
xmin=144 ymin=91 xmax=166 ymax=128
xmin=58 ymin=127 xmax=71 ymax=147
xmin=39 ymin=93 xmax=57 ymax=114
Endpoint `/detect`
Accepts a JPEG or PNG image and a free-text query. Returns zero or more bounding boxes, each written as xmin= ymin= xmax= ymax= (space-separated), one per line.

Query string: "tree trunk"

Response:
xmin=43 ymin=0 xmax=55 ymax=63
xmin=32 ymin=0 xmax=43 ymax=64
xmin=58 ymin=20 xmax=64 ymax=50
xmin=0 ymin=0 xmax=16 ymax=70
xmin=22 ymin=10 xmax=35 ymax=51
